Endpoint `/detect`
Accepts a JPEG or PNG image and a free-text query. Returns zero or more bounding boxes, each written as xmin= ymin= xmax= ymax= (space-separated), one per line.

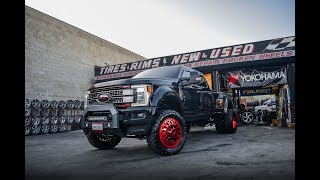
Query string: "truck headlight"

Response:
xmin=131 ymin=84 xmax=152 ymax=106
xmin=84 ymin=91 xmax=90 ymax=109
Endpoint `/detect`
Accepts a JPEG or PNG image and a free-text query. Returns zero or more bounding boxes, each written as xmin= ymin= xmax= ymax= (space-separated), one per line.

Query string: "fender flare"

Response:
xmin=150 ymin=86 xmax=183 ymax=115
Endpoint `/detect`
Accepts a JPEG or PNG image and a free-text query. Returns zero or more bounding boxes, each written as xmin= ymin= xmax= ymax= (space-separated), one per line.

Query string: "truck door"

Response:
xmin=191 ymin=71 xmax=212 ymax=116
xmin=180 ymin=70 xmax=211 ymax=120
xmin=180 ymin=69 xmax=195 ymax=117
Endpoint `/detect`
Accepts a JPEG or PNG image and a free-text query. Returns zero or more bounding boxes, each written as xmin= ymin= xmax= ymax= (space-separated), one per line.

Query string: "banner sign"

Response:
xmin=226 ymin=67 xmax=287 ymax=88
xmin=95 ymin=36 xmax=295 ymax=81
xmin=240 ymin=87 xmax=274 ymax=96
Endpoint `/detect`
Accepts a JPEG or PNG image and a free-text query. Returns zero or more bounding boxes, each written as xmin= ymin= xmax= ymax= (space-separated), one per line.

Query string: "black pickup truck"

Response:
xmin=81 ymin=65 xmax=238 ymax=155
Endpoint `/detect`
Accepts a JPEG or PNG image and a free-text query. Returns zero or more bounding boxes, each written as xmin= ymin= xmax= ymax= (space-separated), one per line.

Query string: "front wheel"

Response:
xmin=147 ymin=110 xmax=187 ymax=156
xmin=87 ymin=132 xmax=121 ymax=149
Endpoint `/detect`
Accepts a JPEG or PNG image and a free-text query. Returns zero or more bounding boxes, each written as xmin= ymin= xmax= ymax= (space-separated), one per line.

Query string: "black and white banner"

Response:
xmin=240 ymin=87 xmax=274 ymax=96
xmin=95 ymin=36 xmax=295 ymax=81
xmin=226 ymin=67 xmax=287 ymax=88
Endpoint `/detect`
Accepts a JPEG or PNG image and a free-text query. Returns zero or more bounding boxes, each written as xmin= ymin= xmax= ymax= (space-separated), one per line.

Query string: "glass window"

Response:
xmin=181 ymin=70 xmax=190 ymax=79
xmin=133 ymin=66 xmax=182 ymax=79
xmin=198 ymin=74 xmax=209 ymax=88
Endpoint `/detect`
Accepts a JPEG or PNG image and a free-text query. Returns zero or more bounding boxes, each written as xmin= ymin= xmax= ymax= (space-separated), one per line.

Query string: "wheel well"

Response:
xmin=227 ymin=97 xmax=234 ymax=109
xmin=157 ymin=93 xmax=182 ymax=115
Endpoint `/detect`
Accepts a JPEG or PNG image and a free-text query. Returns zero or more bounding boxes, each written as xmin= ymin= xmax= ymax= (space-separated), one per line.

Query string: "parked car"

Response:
xmin=254 ymin=99 xmax=276 ymax=112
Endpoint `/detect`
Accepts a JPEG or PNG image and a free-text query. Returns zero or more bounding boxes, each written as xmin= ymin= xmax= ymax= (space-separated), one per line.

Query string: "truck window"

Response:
xmin=133 ymin=66 xmax=182 ymax=79
xmin=190 ymin=70 xmax=209 ymax=89
xmin=198 ymin=74 xmax=209 ymax=89
xmin=181 ymin=70 xmax=190 ymax=79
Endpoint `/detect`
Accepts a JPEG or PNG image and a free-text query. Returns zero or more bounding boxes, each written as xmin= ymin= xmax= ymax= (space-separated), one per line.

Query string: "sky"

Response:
xmin=25 ymin=0 xmax=295 ymax=59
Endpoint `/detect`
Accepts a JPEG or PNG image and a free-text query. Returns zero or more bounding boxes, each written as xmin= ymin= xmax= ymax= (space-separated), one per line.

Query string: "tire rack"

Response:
xmin=25 ymin=99 xmax=84 ymax=136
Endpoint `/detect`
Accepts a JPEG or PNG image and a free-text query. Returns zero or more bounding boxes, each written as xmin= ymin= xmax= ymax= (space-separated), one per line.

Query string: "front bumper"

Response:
xmin=81 ymin=104 xmax=157 ymax=136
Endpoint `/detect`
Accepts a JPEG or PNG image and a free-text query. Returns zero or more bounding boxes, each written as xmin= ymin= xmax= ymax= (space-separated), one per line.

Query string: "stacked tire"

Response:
xmin=57 ymin=100 xmax=68 ymax=133
xmin=25 ymin=98 xmax=84 ymax=136
xmin=65 ymin=100 xmax=83 ymax=131
xmin=25 ymin=99 xmax=32 ymax=136
xmin=30 ymin=99 xmax=41 ymax=135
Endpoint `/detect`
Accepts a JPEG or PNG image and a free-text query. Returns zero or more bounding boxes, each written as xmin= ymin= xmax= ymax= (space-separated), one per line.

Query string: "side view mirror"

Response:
xmin=179 ymin=77 xmax=190 ymax=86
xmin=190 ymin=72 xmax=201 ymax=84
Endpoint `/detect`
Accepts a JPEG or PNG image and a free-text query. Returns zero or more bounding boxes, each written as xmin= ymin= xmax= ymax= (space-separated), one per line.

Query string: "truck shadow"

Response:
xmin=84 ymin=128 xmax=234 ymax=164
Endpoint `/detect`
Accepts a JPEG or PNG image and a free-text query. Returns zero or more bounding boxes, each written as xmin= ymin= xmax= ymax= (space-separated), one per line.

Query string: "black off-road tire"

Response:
xmin=146 ymin=110 xmax=187 ymax=156
xmin=215 ymin=109 xmax=237 ymax=134
xmin=215 ymin=120 xmax=225 ymax=134
xmin=87 ymin=132 xmax=122 ymax=150
xmin=186 ymin=123 xmax=191 ymax=133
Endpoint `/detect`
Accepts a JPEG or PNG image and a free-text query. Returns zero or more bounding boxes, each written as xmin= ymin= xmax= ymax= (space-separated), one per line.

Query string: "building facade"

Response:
xmin=25 ymin=5 xmax=145 ymax=101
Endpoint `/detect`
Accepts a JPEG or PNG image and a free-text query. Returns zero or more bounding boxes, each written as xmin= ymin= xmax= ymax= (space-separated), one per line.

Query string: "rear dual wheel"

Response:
xmin=147 ymin=110 xmax=187 ymax=156
xmin=215 ymin=109 xmax=237 ymax=134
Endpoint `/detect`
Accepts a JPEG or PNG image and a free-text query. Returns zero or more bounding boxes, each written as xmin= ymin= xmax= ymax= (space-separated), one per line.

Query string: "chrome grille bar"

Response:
xmin=88 ymin=85 xmax=134 ymax=105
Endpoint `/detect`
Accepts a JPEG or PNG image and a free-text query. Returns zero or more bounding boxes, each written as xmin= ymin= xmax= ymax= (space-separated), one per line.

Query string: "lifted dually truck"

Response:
xmin=81 ymin=65 xmax=238 ymax=156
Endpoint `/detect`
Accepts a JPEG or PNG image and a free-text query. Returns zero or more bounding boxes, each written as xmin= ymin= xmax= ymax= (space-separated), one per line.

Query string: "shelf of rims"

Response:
xmin=25 ymin=99 xmax=85 ymax=136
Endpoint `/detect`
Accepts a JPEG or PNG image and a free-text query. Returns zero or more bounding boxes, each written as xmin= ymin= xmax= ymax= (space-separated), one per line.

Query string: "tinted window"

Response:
xmin=198 ymin=74 xmax=209 ymax=88
xmin=133 ymin=66 xmax=182 ymax=79
xmin=181 ymin=70 xmax=190 ymax=79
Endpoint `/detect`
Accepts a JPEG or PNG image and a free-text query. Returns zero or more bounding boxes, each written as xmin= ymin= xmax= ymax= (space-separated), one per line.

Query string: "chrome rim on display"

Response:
xmin=32 ymin=126 xmax=41 ymax=135
xmin=67 ymin=116 xmax=74 ymax=124
xmin=51 ymin=116 xmax=58 ymax=125
xmin=41 ymin=125 xmax=49 ymax=134
xmin=50 ymin=109 xmax=58 ymax=116
xmin=25 ymin=117 xmax=30 ymax=126
xmin=50 ymin=125 xmax=58 ymax=133
xmin=59 ymin=124 xmax=66 ymax=132
xmin=41 ymin=100 xmax=50 ymax=108
xmin=74 ymin=100 xmax=81 ymax=109
xmin=41 ymin=109 xmax=49 ymax=116
xmin=31 ymin=99 xmax=41 ymax=108
xmin=42 ymin=116 xmax=50 ymax=125
xmin=25 ymin=108 xmax=31 ymax=116
xmin=25 ymin=99 xmax=31 ymax=108
xmin=32 ymin=117 xmax=40 ymax=126
xmin=59 ymin=116 xmax=66 ymax=124
xmin=67 ymin=100 xmax=75 ymax=109
xmin=59 ymin=101 xmax=67 ymax=109
xmin=74 ymin=116 xmax=81 ymax=123
xmin=50 ymin=100 xmax=58 ymax=108
xmin=31 ymin=109 xmax=40 ymax=117
xmin=25 ymin=126 xmax=31 ymax=135
xmin=58 ymin=109 xmax=65 ymax=116
xmin=241 ymin=111 xmax=254 ymax=124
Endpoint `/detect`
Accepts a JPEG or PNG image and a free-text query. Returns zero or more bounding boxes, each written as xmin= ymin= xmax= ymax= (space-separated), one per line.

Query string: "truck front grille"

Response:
xmin=88 ymin=85 xmax=134 ymax=105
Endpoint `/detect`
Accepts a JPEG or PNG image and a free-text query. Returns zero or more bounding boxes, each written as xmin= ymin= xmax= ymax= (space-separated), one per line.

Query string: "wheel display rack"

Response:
xmin=25 ymin=99 xmax=84 ymax=136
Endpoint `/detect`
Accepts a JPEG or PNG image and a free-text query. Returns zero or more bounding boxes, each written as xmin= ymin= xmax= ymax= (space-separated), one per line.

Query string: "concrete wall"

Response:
xmin=25 ymin=5 xmax=145 ymax=101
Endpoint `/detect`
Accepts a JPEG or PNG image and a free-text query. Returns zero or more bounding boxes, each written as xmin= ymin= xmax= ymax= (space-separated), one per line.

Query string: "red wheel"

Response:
xmin=159 ymin=118 xmax=182 ymax=149
xmin=232 ymin=114 xmax=237 ymax=129
xmin=147 ymin=110 xmax=187 ymax=156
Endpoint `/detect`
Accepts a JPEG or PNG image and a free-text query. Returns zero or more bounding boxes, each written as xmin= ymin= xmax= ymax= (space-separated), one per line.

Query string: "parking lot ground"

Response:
xmin=25 ymin=125 xmax=295 ymax=180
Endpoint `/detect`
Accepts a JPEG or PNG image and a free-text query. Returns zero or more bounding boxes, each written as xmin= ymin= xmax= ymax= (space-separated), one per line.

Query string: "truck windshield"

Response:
xmin=132 ymin=66 xmax=182 ymax=79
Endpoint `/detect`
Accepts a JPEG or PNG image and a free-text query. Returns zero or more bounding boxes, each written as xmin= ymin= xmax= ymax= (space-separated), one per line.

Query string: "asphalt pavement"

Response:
xmin=25 ymin=124 xmax=295 ymax=180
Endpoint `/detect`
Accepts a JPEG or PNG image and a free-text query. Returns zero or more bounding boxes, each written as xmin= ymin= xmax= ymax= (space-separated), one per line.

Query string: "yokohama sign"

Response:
xmin=95 ymin=36 xmax=295 ymax=81
xmin=226 ymin=67 xmax=287 ymax=88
